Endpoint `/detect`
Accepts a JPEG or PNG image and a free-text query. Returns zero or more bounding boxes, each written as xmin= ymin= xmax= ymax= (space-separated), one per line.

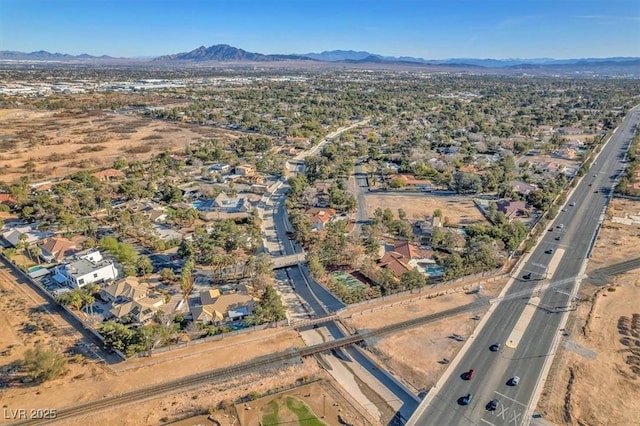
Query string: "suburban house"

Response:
xmin=1 ymin=225 xmax=52 ymax=248
xmin=509 ymin=180 xmax=539 ymax=196
xmin=179 ymin=184 xmax=202 ymax=200
xmin=0 ymin=193 xmax=17 ymax=207
xmin=208 ymin=163 xmax=231 ymax=174
xmin=191 ymin=289 xmax=254 ymax=324
xmin=496 ymin=200 xmax=528 ymax=220
xmin=38 ymin=237 xmax=79 ymax=262
xmin=52 ymin=250 xmax=118 ymax=289
xmin=100 ymin=276 xmax=148 ymax=304
xmin=378 ymin=251 xmax=413 ymax=278
xmin=213 ymin=192 xmax=251 ymax=213
xmin=533 ymin=161 xmax=564 ymax=176
xmin=109 ymin=294 xmax=165 ymax=324
xmin=235 ymin=164 xmax=256 ymax=176
xmin=379 ymin=240 xmax=440 ymax=278
xmin=555 ymin=147 xmax=579 ymax=160
xmin=92 ymin=168 xmax=125 ymax=181
xmin=305 ymin=207 xmax=337 ymax=231
xmin=557 ymin=127 xmax=584 ymax=135
xmin=395 ymin=174 xmax=433 ymax=189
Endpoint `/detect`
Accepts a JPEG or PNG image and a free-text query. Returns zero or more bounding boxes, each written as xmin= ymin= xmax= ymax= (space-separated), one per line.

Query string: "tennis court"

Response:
xmin=332 ymin=271 xmax=366 ymax=290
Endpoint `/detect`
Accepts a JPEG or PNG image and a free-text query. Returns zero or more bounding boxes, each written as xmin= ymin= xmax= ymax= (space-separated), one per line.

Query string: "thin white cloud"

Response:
xmin=575 ymin=15 xmax=640 ymax=21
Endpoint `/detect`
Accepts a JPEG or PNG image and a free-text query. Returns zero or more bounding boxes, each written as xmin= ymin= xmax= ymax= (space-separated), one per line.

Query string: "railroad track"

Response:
xmin=11 ymin=298 xmax=487 ymax=425
xmin=588 ymin=257 xmax=640 ymax=280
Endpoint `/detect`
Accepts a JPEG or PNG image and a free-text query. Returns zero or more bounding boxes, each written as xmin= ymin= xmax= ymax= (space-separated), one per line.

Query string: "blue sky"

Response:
xmin=1 ymin=0 xmax=639 ymax=59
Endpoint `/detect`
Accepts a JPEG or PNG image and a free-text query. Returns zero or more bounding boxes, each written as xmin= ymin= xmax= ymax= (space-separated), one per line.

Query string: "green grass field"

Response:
xmin=261 ymin=396 xmax=326 ymax=426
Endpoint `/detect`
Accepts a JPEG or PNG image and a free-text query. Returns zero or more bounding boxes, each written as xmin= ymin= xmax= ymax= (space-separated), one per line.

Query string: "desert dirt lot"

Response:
xmin=364 ymin=193 xmax=489 ymax=226
xmin=536 ymin=198 xmax=640 ymax=425
xmin=0 ymin=108 xmax=236 ymax=183
xmin=342 ymin=275 xmax=508 ymax=393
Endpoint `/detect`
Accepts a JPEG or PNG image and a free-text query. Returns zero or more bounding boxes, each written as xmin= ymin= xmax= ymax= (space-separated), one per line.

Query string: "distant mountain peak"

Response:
xmin=153 ymin=44 xmax=310 ymax=62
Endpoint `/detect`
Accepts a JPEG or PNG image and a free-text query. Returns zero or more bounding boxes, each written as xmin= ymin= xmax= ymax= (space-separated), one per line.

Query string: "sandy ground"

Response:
xmin=342 ymin=276 xmax=507 ymax=393
xmin=0 ymin=108 xmax=236 ymax=183
xmin=536 ymin=197 xmax=640 ymax=425
xmin=364 ymin=194 xmax=489 ymax=226
xmin=587 ymin=198 xmax=640 ymax=271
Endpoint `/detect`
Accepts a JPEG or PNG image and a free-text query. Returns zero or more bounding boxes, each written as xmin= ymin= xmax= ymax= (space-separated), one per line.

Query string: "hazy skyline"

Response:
xmin=1 ymin=0 xmax=639 ymax=59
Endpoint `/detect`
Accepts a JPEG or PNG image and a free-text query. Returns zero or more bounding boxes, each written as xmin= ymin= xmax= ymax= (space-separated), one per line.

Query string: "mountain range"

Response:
xmin=1 ymin=44 xmax=639 ymax=71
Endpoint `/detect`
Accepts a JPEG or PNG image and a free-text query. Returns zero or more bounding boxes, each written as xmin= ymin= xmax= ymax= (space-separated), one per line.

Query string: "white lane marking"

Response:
xmin=494 ymin=391 xmax=528 ymax=408
xmin=497 ymin=404 xmax=508 ymax=420
xmin=480 ymin=419 xmax=498 ymax=426
xmin=509 ymin=410 xmax=522 ymax=425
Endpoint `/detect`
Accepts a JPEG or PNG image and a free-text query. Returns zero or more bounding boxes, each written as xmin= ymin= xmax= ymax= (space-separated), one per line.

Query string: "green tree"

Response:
xmin=136 ymin=255 xmax=153 ymax=278
xmin=253 ymin=285 xmax=286 ymax=324
xmin=57 ymin=289 xmax=94 ymax=310
xmin=400 ymin=269 xmax=428 ymax=290
xmin=100 ymin=321 xmax=135 ymax=354
xmin=22 ymin=345 xmax=67 ymax=382
xmin=180 ymin=257 xmax=195 ymax=301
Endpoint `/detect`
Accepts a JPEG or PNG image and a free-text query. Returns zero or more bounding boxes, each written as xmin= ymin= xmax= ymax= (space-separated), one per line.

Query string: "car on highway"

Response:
xmin=486 ymin=399 xmax=498 ymax=411
xmin=545 ymin=249 xmax=554 ymax=254
xmin=570 ymin=202 xmax=576 ymax=206
xmin=509 ymin=376 xmax=520 ymax=386
xmin=460 ymin=393 xmax=473 ymax=405
xmin=522 ymin=273 xmax=531 ymax=280
xmin=462 ymin=369 xmax=475 ymax=380
xmin=555 ymin=236 xmax=561 ymax=241
xmin=490 ymin=343 xmax=501 ymax=352
xmin=557 ymin=224 xmax=564 ymax=229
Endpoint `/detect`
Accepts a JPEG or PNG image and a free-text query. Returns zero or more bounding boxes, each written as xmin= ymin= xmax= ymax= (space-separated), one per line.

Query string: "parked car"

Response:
xmin=509 ymin=376 xmax=521 ymax=386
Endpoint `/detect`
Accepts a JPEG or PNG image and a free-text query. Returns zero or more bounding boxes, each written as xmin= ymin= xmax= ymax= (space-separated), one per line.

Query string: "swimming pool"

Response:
xmin=82 ymin=304 xmax=104 ymax=315
xmin=192 ymin=199 xmax=215 ymax=211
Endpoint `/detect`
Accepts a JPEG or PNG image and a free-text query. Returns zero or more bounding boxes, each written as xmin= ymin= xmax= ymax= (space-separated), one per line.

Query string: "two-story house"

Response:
xmin=52 ymin=250 xmax=118 ymax=289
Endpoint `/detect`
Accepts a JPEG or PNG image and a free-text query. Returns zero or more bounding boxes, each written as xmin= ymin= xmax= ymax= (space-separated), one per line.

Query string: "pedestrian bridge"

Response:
xmin=271 ymin=252 xmax=306 ymax=269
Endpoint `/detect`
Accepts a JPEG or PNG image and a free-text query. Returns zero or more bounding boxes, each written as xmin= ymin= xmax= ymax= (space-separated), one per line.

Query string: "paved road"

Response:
xmin=264 ymin=124 xmax=422 ymax=422
xmin=408 ymin=107 xmax=640 ymax=426
xmin=352 ymin=161 xmax=372 ymax=236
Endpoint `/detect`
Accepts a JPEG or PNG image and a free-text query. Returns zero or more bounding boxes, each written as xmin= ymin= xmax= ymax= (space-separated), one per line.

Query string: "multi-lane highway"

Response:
xmin=408 ymin=107 xmax=640 ymax=426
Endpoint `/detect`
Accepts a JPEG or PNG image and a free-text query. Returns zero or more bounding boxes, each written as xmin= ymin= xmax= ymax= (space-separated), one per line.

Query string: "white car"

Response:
xmin=510 ymin=376 xmax=520 ymax=386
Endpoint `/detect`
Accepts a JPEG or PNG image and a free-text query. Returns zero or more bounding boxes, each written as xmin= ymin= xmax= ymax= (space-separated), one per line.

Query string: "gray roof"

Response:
xmin=65 ymin=258 xmax=114 ymax=277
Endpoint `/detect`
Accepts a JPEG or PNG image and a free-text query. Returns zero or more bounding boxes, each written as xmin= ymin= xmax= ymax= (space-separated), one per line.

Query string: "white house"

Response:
xmin=1 ymin=225 xmax=52 ymax=247
xmin=208 ymin=163 xmax=231 ymax=174
xmin=52 ymin=250 xmax=118 ymax=289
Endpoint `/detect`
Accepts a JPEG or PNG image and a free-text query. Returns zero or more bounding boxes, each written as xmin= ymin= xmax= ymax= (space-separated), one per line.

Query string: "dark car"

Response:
xmin=460 ymin=393 xmax=473 ymax=405
xmin=554 ymin=236 xmax=561 ymax=241
xmin=545 ymin=249 xmax=554 ymax=254
xmin=486 ymin=399 xmax=499 ymax=411
xmin=490 ymin=343 xmax=501 ymax=352
xmin=462 ymin=369 xmax=475 ymax=380
xmin=523 ymin=273 xmax=532 ymax=280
